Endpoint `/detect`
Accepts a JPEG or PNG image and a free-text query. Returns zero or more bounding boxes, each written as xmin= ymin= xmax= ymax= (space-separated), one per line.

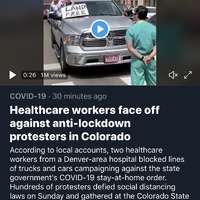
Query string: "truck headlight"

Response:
xmin=64 ymin=35 xmax=80 ymax=45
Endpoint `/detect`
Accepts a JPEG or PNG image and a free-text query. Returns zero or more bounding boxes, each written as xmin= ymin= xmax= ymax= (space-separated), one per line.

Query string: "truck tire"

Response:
xmin=60 ymin=43 xmax=71 ymax=74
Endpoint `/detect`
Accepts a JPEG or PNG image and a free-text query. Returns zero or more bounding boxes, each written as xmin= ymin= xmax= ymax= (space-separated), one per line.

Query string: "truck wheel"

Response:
xmin=51 ymin=30 xmax=56 ymax=48
xmin=60 ymin=43 xmax=70 ymax=74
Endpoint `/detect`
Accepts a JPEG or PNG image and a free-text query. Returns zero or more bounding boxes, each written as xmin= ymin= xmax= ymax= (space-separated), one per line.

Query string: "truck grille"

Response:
xmin=113 ymin=39 xmax=126 ymax=45
xmin=110 ymin=30 xmax=126 ymax=37
xmin=81 ymin=30 xmax=126 ymax=47
xmin=82 ymin=40 xmax=106 ymax=47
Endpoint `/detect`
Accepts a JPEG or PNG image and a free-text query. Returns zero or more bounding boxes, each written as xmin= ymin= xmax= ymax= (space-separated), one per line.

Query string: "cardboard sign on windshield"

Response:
xmin=61 ymin=4 xmax=89 ymax=19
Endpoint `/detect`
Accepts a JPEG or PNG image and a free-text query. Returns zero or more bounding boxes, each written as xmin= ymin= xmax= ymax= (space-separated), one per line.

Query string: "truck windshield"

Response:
xmin=75 ymin=1 xmax=122 ymax=16
xmin=117 ymin=3 xmax=128 ymax=12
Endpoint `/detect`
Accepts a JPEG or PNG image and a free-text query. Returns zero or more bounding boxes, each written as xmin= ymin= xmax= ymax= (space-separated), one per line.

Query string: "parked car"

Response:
xmin=49 ymin=0 xmax=133 ymax=74
xmin=43 ymin=3 xmax=50 ymax=19
xmin=147 ymin=14 xmax=156 ymax=26
xmin=146 ymin=6 xmax=156 ymax=18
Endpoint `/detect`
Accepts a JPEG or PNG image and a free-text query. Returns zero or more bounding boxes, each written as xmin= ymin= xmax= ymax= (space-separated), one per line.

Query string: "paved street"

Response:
xmin=43 ymin=20 xmax=131 ymax=86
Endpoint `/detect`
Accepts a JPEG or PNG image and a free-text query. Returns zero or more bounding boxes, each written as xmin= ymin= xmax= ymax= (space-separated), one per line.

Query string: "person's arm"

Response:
xmin=149 ymin=29 xmax=156 ymax=59
xmin=126 ymin=40 xmax=143 ymax=59
xmin=125 ymin=28 xmax=148 ymax=65
xmin=143 ymin=44 xmax=156 ymax=65
xmin=149 ymin=45 xmax=156 ymax=58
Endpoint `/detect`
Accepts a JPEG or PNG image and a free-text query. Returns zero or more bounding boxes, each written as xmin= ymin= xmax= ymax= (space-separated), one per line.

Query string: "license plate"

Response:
xmin=104 ymin=55 xmax=119 ymax=63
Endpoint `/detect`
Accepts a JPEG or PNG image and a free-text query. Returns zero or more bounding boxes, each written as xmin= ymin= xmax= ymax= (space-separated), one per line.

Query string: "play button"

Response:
xmin=91 ymin=20 xmax=109 ymax=38
xmin=9 ymin=71 xmax=16 ymax=80
xmin=97 ymin=25 xmax=104 ymax=33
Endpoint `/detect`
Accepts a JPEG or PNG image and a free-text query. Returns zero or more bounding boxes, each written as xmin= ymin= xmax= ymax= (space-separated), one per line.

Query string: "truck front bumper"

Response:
xmin=64 ymin=47 xmax=131 ymax=67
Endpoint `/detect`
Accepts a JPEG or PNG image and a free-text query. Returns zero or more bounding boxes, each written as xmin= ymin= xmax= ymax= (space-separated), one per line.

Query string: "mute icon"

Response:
xmin=168 ymin=71 xmax=178 ymax=79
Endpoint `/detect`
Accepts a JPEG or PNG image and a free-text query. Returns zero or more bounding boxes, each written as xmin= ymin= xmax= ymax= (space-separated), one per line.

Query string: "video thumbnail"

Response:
xmin=43 ymin=0 xmax=156 ymax=86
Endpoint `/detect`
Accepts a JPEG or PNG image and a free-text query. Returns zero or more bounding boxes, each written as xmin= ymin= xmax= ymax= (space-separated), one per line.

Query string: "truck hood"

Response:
xmin=62 ymin=16 xmax=133 ymax=35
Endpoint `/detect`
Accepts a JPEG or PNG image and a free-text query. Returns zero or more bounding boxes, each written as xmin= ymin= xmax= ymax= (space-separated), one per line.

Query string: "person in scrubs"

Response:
xmin=125 ymin=6 xmax=156 ymax=86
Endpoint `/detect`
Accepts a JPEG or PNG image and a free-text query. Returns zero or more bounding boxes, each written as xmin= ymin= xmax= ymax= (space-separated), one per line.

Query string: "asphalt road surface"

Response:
xmin=43 ymin=20 xmax=131 ymax=86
